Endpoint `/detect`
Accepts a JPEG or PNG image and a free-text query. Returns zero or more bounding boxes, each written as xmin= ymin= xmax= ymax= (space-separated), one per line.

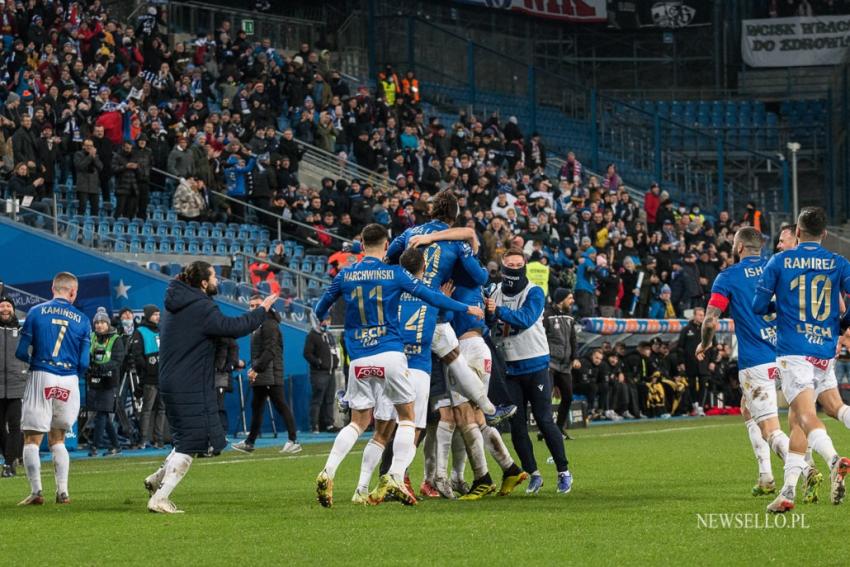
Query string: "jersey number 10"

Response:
xmin=790 ymin=274 xmax=831 ymax=322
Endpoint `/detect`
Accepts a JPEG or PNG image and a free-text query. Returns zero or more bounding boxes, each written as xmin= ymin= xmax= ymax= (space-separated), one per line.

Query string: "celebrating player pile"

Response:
xmin=750 ymin=207 xmax=850 ymax=513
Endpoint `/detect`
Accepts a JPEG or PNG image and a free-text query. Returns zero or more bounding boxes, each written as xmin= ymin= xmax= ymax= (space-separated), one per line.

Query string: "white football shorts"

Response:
xmin=345 ymin=351 xmax=412 ymax=419
xmin=777 ymin=355 xmax=838 ymax=405
xmin=21 ymin=371 xmax=80 ymax=433
xmin=739 ymin=363 xmax=779 ymax=424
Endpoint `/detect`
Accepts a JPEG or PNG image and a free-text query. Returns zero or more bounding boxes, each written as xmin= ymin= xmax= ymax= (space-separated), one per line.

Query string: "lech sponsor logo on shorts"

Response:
xmin=484 ymin=359 xmax=492 ymax=373
xmin=354 ymin=366 xmax=386 ymax=380
xmin=767 ymin=367 xmax=778 ymax=380
xmin=44 ymin=386 xmax=71 ymax=402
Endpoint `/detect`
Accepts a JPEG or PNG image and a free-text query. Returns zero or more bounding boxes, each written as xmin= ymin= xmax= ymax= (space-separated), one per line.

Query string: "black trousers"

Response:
xmin=246 ymin=384 xmax=297 ymax=443
xmin=484 ymin=335 xmax=512 ymax=406
xmin=0 ymin=398 xmax=22 ymax=465
xmin=116 ymin=193 xmax=138 ymax=220
xmin=310 ymin=370 xmax=335 ymax=431
xmin=625 ymin=382 xmax=641 ymax=416
xmin=506 ymin=368 xmax=568 ymax=473
xmin=137 ymin=182 xmax=150 ymax=220
xmin=550 ymin=369 xmax=573 ymax=430
xmin=217 ymin=388 xmax=228 ymax=435
xmin=77 ymin=191 xmax=99 ymax=215
xmin=574 ymin=381 xmax=599 ymax=411
xmin=688 ymin=374 xmax=709 ymax=408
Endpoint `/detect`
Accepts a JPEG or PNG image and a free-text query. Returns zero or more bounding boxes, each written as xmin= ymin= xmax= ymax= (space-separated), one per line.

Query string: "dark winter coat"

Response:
xmin=0 ymin=317 xmax=28 ymax=399
xmin=543 ymin=305 xmax=577 ymax=373
xmin=214 ymin=337 xmax=239 ymax=390
xmin=159 ymin=279 xmax=266 ymax=454
xmin=303 ymin=328 xmax=339 ymax=373
xmin=112 ymin=149 xmax=139 ymax=195
xmin=129 ymin=318 xmax=160 ymax=386
xmin=249 ymin=310 xmax=283 ymax=387
xmin=87 ymin=330 xmax=126 ymax=412
xmin=73 ymin=150 xmax=103 ymax=194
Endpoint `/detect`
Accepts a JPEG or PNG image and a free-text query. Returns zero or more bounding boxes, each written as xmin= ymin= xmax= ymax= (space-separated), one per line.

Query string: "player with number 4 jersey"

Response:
xmin=15 ymin=272 xmax=90 ymax=506
xmin=313 ymin=224 xmax=484 ymax=508
xmin=754 ymin=207 xmax=850 ymax=512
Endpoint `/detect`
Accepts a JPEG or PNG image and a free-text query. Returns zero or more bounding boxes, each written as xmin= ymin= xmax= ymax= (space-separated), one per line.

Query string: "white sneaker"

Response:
xmin=623 ymin=411 xmax=635 ymax=419
xmin=696 ymin=406 xmax=706 ymax=417
xmin=144 ymin=469 xmax=165 ymax=496
xmin=147 ymin=497 xmax=184 ymax=514
xmin=604 ymin=409 xmax=617 ymax=420
xmin=351 ymin=487 xmax=370 ymax=504
xmin=280 ymin=441 xmax=302 ymax=454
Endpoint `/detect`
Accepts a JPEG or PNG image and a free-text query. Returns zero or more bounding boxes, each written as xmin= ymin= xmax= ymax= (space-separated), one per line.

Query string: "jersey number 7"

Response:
xmin=51 ymin=319 xmax=69 ymax=357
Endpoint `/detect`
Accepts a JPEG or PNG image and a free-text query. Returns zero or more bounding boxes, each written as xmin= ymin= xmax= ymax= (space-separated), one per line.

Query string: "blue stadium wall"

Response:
xmin=0 ymin=218 xmax=312 ymax=435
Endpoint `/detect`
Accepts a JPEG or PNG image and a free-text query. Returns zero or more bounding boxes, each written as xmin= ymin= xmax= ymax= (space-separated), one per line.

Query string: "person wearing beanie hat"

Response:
xmin=649 ymin=284 xmax=676 ymax=319
xmin=0 ymin=294 xmax=27 ymax=478
xmin=543 ymin=288 xmax=577 ymax=437
xmin=129 ymin=304 xmax=164 ymax=449
xmin=87 ymin=307 xmax=126 ymax=457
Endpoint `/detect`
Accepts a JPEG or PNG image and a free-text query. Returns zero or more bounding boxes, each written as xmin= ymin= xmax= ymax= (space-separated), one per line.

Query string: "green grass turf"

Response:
xmin=0 ymin=415 xmax=848 ymax=565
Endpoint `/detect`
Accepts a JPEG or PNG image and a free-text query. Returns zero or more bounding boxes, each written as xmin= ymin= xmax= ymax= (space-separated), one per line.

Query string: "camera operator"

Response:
xmin=87 ymin=308 xmax=125 ymax=456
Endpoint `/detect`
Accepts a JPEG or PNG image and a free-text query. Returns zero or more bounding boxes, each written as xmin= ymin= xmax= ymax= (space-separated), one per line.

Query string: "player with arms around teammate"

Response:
xmin=697 ymin=227 xmax=821 ymax=501
xmin=143 ymin=261 xmax=277 ymax=514
xmin=313 ymin=224 xmax=484 ymax=508
xmin=15 ymin=272 xmax=91 ymax=505
xmin=753 ymin=207 xmax=850 ymax=512
xmin=386 ymin=190 xmax=513 ymax=423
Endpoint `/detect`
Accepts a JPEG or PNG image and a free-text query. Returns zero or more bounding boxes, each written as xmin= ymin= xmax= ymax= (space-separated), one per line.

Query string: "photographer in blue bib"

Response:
xmin=86 ymin=308 xmax=126 ymax=457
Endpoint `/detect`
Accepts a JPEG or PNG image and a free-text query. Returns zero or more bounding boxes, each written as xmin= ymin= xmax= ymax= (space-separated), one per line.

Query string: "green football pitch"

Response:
xmin=1 ymin=415 xmax=848 ymax=565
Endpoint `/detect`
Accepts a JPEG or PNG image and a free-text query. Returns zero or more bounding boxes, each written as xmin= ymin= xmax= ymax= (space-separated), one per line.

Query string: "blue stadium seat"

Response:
xmin=129 ymin=239 xmax=141 ymax=254
xmin=188 ymin=239 xmax=200 ymax=254
xmin=237 ymin=283 xmax=254 ymax=302
xmin=156 ymin=224 xmax=169 ymax=237
xmin=219 ymin=280 xmax=236 ymax=298
xmin=173 ymin=239 xmax=186 ymax=254
xmin=215 ymin=242 xmax=227 ymax=256
xmin=147 ymin=261 xmax=161 ymax=272
xmin=114 ymin=240 xmax=128 ymax=253
xmin=141 ymin=223 xmax=154 ymax=236
xmin=143 ymin=239 xmax=156 ymax=254
xmin=158 ymin=238 xmax=172 ymax=254
xmin=198 ymin=226 xmax=210 ymax=239
xmin=258 ymin=281 xmax=272 ymax=295
xmin=202 ymin=240 xmax=214 ymax=255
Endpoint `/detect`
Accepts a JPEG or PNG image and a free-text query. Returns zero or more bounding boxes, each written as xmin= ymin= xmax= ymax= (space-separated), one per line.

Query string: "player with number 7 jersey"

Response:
xmin=14 ymin=272 xmax=91 ymax=506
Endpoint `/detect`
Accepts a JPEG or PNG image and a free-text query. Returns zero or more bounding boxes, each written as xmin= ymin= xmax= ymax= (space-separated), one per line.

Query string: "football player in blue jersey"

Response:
xmin=351 ymin=247 xmax=440 ymax=503
xmin=15 ymin=272 xmax=91 ymax=506
xmin=410 ymin=226 xmax=528 ymax=500
xmin=386 ymin=190 xmax=515 ymax=425
xmin=754 ymin=207 xmax=850 ymax=511
xmin=697 ymin=228 xmax=821 ymax=502
xmin=313 ymin=224 xmax=484 ymax=508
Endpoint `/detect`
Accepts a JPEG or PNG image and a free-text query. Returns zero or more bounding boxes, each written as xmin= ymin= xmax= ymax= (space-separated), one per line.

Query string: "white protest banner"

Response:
xmin=742 ymin=15 xmax=850 ymax=67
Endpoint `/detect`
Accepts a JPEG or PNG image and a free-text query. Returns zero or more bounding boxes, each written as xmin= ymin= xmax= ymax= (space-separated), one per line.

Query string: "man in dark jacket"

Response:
xmin=676 ymin=307 xmax=711 ymax=416
xmin=74 ymin=138 xmax=103 ymax=215
xmin=130 ymin=305 xmax=165 ymax=448
xmin=233 ymin=296 xmax=300 ymax=454
xmin=87 ymin=308 xmax=126 ymax=457
xmin=0 ymin=296 xmax=27 ymax=477
xmin=92 ymin=125 xmax=113 ymax=203
xmin=143 ymin=262 xmax=276 ymax=514
xmin=543 ymin=289 xmax=578 ymax=436
xmin=214 ymin=337 xmax=243 ymax=434
xmin=304 ymin=320 xmax=340 ymax=433
xmin=112 ymin=140 xmax=141 ymax=219
xmin=573 ymin=349 xmax=603 ymax=419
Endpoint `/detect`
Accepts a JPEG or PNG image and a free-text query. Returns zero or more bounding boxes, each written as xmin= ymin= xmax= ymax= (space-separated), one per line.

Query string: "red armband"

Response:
xmin=707 ymin=293 xmax=729 ymax=312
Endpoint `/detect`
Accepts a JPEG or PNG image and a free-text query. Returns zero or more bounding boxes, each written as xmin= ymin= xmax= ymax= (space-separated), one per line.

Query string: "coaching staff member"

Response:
xmin=485 ymin=249 xmax=572 ymax=495
xmin=143 ymin=261 xmax=277 ymax=514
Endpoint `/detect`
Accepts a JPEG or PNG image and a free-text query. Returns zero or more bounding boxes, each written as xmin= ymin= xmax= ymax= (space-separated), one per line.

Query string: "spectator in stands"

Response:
xmin=0 ymin=295 xmax=26 ymax=478
xmin=92 ymin=125 xmax=114 ymax=203
xmin=742 ymin=200 xmax=763 ymax=232
xmin=172 ymin=177 xmax=207 ymax=222
xmin=8 ymin=161 xmax=52 ymax=227
xmin=113 ymin=140 xmax=141 ymax=219
xmin=574 ymin=248 xmax=597 ymax=317
xmin=130 ymin=305 xmax=165 ymax=450
xmin=11 ymin=113 xmax=38 ymax=167
xmin=248 ymin=245 xmax=286 ymax=295
xmin=596 ymin=254 xmax=621 ymax=317
xmin=133 ymin=135 xmax=153 ymax=219
xmin=644 ymin=182 xmax=661 ymax=230
xmin=74 ymin=138 xmax=103 ymax=215
xmin=304 ymin=318 xmax=341 ymax=433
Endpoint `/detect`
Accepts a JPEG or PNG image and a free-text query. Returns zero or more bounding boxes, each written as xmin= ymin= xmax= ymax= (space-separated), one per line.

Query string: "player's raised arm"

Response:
xmin=752 ymin=255 xmax=779 ymax=315
xmin=409 ymin=227 xmax=479 ymax=254
xmin=314 ymin=272 xmax=343 ymax=321
xmin=398 ymin=265 xmax=482 ymax=319
xmin=385 ymin=232 xmax=407 ymax=265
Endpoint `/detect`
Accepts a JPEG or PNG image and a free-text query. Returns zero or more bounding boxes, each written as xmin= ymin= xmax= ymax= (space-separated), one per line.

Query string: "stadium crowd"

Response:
xmin=0 ymin=1 xmax=770 ymax=321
